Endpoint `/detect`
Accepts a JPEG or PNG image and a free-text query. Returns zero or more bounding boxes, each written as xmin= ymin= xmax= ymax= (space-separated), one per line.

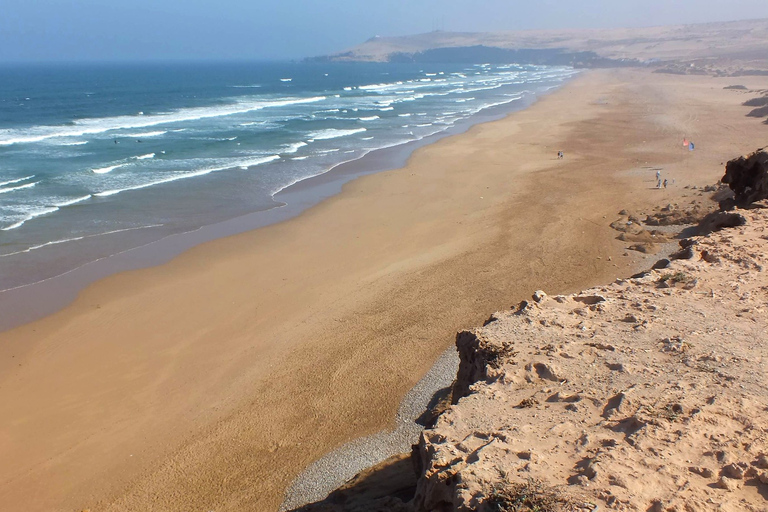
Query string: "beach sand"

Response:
xmin=0 ymin=69 xmax=765 ymax=511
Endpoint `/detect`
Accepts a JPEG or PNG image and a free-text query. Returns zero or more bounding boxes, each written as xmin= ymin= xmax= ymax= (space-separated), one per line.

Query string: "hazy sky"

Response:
xmin=2 ymin=0 xmax=768 ymax=62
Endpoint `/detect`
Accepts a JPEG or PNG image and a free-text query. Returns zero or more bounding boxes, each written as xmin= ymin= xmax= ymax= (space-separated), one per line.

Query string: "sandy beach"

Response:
xmin=1 ymin=68 xmax=766 ymax=511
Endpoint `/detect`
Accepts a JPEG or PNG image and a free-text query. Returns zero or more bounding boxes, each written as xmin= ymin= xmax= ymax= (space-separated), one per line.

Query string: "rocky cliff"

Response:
xmin=411 ymin=207 xmax=768 ymax=511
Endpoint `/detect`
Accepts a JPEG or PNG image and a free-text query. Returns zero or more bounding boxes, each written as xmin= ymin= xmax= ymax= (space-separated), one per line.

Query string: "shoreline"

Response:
xmin=1 ymin=68 xmax=765 ymax=512
xmin=0 ymin=85 xmax=548 ymax=332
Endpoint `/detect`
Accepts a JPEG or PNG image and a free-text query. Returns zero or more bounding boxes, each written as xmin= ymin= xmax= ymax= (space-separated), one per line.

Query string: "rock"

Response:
xmin=755 ymin=454 xmax=768 ymax=469
xmin=720 ymin=149 xmax=768 ymax=208
xmin=717 ymin=476 xmax=743 ymax=491
xmin=573 ymin=294 xmax=606 ymax=305
xmin=698 ymin=211 xmax=747 ymax=235
xmin=652 ymin=258 xmax=671 ymax=269
xmin=525 ymin=362 xmax=564 ymax=382
xmin=759 ymin=471 xmax=768 ymax=485
xmin=690 ymin=466 xmax=715 ymax=478
xmin=532 ymin=290 xmax=547 ymax=303
xmin=629 ymin=243 xmax=654 ymax=254
xmin=721 ymin=463 xmax=746 ymax=479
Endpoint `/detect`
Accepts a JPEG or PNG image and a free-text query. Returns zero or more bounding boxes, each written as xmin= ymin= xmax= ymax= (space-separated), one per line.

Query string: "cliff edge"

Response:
xmin=412 ymin=206 xmax=768 ymax=511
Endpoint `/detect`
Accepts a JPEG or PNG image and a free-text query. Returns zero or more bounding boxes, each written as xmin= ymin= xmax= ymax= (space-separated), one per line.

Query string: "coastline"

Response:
xmin=0 ymin=68 xmax=765 ymax=511
xmin=0 ymin=86 xmax=547 ymax=332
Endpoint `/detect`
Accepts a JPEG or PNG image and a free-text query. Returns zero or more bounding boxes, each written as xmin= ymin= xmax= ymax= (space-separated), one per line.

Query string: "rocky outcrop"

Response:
xmin=411 ymin=209 xmax=768 ymax=511
xmin=720 ymin=149 xmax=768 ymax=209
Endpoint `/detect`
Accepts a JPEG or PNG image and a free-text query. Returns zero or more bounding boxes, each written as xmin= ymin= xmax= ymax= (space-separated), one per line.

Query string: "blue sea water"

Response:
xmin=0 ymin=61 xmax=576 ymax=290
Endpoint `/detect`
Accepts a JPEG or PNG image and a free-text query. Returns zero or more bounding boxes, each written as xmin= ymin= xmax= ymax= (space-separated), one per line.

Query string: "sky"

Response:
xmin=1 ymin=0 xmax=768 ymax=62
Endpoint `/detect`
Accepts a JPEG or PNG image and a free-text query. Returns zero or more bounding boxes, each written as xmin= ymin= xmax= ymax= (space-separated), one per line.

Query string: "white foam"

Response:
xmin=122 ymin=130 xmax=167 ymax=138
xmin=283 ymin=141 xmax=308 ymax=154
xmin=1 ymin=206 xmax=59 ymax=231
xmin=133 ymin=153 xmax=155 ymax=160
xmin=0 ymin=224 xmax=164 ymax=258
xmin=358 ymin=82 xmax=403 ymax=91
xmin=379 ymin=107 xmax=394 ymax=111
xmin=0 ymin=182 xmax=38 ymax=194
xmin=95 ymin=155 xmax=280 ymax=197
xmin=92 ymin=163 xmax=126 ymax=174
xmin=58 ymin=141 xmax=89 ymax=146
xmin=0 ymin=96 xmax=326 ymax=146
xmin=280 ymin=78 xmax=293 ymax=82
xmin=0 ymin=175 xmax=35 ymax=187
xmin=361 ymin=136 xmax=374 ymax=140
xmin=308 ymin=128 xmax=367 ymax=141
xmin=291 ymin=156 xmax=309 ymax=161
xmin=55 ymin=195 xmax=92 ymax=207
xmin=359 ymin=116 xmax=380 ymax=121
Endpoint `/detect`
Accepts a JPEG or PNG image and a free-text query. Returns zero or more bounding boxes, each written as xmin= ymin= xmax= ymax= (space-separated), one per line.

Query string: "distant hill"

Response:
xmin=310 ymin=18 xmax=768 ymax=71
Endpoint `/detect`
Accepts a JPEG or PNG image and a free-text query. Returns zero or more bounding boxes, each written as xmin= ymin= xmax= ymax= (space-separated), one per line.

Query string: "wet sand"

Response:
xmin=0 ymin=69 xmax=765 ymax=511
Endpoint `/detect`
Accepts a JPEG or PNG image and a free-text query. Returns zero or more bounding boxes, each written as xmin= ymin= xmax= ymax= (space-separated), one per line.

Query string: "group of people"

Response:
xmin=656 ymin=169 xmax=668 ymax=189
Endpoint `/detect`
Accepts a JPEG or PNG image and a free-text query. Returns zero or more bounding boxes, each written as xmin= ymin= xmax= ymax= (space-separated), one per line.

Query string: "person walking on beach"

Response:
xmin=656 ymin=169 xmax=661 ymax=182
xmin=663 ymin=179 xmax=668 ymax=189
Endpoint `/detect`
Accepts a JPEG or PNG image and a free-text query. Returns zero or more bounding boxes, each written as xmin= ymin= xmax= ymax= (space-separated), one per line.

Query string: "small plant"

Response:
xmin=659 ymin=271 xmax=692 ymax=284
xmin=485 ymin=479 xmax=568 ymax=512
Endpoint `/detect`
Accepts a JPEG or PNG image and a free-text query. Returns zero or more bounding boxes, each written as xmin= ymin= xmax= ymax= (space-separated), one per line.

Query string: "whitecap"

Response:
xmin=283 ymin=141 xmax=308 ymax=154
xmin=55 ymin=195 xmax=92 ymax=207
xmin=308 ymin=128 xmax=367 ymax=141
xmin=0 ymin=96 xmax=326 ymax=146
xmin=132 ymin=153 xmax=155 ymax=160
xmin=121 ymin=130 xmax=167 ymax=138
xmin=95 ymin=155 xmax=280 ymax=197
xmin=0 ymin=182 xmax=38 ymax=194
xmin=359 ymin=116 xmax=380 ymax=121
xmin=0 ymin=175 xmax=35 ymax=187
xmin=92 ymin=164 xmax=126 ymax=174
xmin=1 ymin=206 xmax=59 ymax=231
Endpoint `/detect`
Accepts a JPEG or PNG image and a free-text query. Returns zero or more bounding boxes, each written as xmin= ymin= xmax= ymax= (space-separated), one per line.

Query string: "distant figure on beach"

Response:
xmin=656 ymin=169 xmax=661 ymax=181
xmin=683 ymin=138 xmax=689 ymax=148
xmin=689 ymin=142 xmax=695 ymax=151
xmin=657 ymin=179 xmax=662 ymax=189
xmin=557 ymin=151 xmax=564 ymax=159
xmin=663 ymin=179 xmax=668 ymax=189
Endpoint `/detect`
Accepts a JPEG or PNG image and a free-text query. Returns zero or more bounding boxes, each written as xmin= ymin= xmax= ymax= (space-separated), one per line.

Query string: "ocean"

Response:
xmin=0 ymin=61 xmax=577 ymax=295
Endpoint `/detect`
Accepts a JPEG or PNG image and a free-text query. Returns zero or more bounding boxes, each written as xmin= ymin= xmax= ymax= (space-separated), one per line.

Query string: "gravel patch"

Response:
xmin=279 ymin=348 xmax=459 ymax=511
